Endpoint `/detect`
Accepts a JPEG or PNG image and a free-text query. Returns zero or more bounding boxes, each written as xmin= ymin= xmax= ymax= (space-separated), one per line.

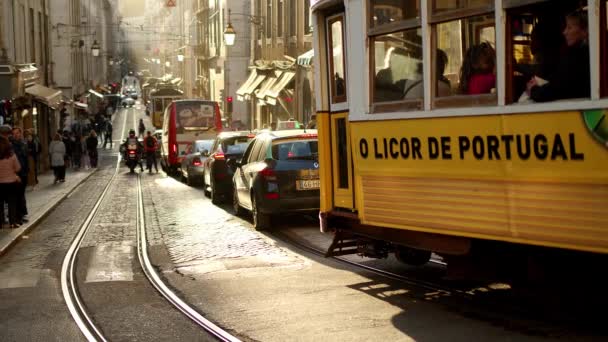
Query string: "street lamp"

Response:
xmin=165 ymin=61 xmax=171 ymax=67
xmin=223 ymin=10 xmax=236 ymax=46
xmin=91 ymin=40 xmax=100 ymax=57
xmin=177 ymin=54 xmax=184 ymax=62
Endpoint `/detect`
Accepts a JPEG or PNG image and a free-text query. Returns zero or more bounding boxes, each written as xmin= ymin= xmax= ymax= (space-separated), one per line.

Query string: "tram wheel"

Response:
xmin=395 ymin=246 xmax=432 ymax=266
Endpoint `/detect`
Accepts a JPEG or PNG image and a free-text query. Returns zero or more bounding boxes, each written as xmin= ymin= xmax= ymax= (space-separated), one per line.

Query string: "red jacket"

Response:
xmin=143 ymin=136 xmax=158 ymax=153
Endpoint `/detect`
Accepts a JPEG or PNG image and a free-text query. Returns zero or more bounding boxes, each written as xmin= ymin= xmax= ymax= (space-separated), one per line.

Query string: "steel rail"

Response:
xmin=273 ymin=231 xmax=470 ymax=298
xmin=60 ymin=107 xmax=130 ymax=341
xmin=135 ymin=175 xmax=242 ymax=342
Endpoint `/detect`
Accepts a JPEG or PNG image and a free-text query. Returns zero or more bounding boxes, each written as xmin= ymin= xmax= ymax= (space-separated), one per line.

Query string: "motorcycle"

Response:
xmin=124 ymin=142 xmax=140 ymax=173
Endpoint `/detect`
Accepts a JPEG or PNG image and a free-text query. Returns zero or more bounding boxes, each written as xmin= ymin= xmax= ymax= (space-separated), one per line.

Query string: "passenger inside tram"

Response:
xmin=525 ymin=9 xmax=590 ymax=102
xmin=458 ymin=42 xmax=496 ymax=95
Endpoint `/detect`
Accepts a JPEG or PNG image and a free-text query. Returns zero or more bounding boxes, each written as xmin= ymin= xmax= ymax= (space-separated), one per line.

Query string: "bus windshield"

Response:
xmin=175 ymin=101 xmax=217 ymax=132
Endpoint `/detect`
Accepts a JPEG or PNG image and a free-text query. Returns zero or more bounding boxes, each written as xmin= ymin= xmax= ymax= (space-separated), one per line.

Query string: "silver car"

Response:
xmin=181 ymin=139 xmax=214 ymax=186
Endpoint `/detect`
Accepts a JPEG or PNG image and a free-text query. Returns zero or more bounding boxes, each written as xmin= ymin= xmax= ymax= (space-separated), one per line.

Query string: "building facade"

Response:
xmin=236 ymin=0 xmax=315 ymax=129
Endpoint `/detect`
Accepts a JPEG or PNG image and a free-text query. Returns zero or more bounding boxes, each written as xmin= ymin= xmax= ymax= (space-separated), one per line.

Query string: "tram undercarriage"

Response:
xmin=321 ymin=211 xmax=606 ymax=284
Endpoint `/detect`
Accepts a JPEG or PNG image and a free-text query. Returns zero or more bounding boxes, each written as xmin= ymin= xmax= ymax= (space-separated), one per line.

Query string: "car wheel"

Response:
xmin=186 ymin=171 xmax=193 ymax=186
xmin=211 ymin=180 xmax=222 ymax=204
xmin=252 ymin=194 xmax=271 ymax=231
xmin=232 ymin=186 xmax=244 ymax=216
xmin=202 ymin=171 xmax=210 ymax=197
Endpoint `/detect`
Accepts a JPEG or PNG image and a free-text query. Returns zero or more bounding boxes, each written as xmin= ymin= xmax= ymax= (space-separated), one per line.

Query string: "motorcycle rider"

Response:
xmin=122 ymin=129 xmax=144 ymax=172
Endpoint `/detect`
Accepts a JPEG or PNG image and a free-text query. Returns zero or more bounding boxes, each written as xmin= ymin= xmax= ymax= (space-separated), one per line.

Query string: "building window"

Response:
xmin=266 ymin=0 xmax=273 ymax=38
xmin=277 ymin=0 xmax=283 ymax=38
xmin=30 ymin=8 xmax=35 ymax=64
xmin=304 ymin=0 xmax=312 ymax=34
xmin=328 ymin=15 xmax=347 ymax=103
xmin=289 ymin=1 xmax=296 ymax=37
xmin=505 ymin=0 xmax=590 ymax=103
xmin=370 ymin=1 xmax=422 ymax=111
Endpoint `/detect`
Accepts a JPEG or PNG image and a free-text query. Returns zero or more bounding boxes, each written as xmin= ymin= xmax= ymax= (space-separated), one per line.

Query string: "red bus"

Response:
xmin=160 ymin=100 xmax=223 ymax=173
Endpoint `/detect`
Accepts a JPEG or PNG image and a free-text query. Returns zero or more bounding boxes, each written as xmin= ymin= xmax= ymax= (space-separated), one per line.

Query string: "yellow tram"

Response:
xmin=311 ymin=0 xmax=608 ymax=271
xmin=150 ymin=86 xmax=184 ymax=128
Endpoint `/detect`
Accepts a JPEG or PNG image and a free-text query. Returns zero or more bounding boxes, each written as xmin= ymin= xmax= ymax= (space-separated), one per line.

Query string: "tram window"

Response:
xmin=369 ymin=0 xmax=422 ymax=111
xmin=506 ymin=1 xmax=590 ymax=103
xmin=433 ymin=14 xmax=497 ymax=108
xmin=370 ymin=0 xmax=419 ymax=28
xmin=372 ymin=28 xmax=423 ymax=105
xmin=154 ymin=100 xmax=162 ymax=112
xmin=336 ymin=118 xmax=349 ymax=189
xmin=328 ymin=16 xmax=347 ymax=104
xmin=431 ymin=0 xmax=494 ymax=22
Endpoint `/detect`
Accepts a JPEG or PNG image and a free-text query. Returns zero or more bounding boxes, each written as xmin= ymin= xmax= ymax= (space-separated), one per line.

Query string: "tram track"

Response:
xmin=271 ymin=230 xmax=468 ymax=298
xmin=59 ymin=108 xmax=241 ymax=341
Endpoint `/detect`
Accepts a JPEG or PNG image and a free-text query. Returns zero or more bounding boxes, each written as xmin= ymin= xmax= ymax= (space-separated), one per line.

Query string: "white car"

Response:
xmin=121 ymin=97 xmax=135 ymax=108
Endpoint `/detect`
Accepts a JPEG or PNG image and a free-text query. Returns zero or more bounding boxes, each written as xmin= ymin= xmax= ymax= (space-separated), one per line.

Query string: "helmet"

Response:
xmin=129 ymin=129 xmax=135 ymax=136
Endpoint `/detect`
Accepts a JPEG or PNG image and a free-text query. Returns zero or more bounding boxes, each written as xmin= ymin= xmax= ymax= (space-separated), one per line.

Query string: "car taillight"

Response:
xmin=128 ymin=150 xmax=136 ymax=154
xmin=265 ymin=193 xmax=280 ymax=200
xmin=192 ymin=158 xmax=202 ymax=166
xmin=213 ymin=152 xmax=225 ymax=160
xmin=260 ymin=167 xmax=277 ymax=181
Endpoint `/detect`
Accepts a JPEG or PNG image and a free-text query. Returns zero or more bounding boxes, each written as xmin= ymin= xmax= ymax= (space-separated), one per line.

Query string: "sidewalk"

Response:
xmin=0 ymin=168 xmax=96 ymax=255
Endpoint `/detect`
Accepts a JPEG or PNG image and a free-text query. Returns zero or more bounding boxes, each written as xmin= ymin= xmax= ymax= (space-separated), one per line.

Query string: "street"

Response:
xmin=0 ymin=104 xmax=604 ymax=341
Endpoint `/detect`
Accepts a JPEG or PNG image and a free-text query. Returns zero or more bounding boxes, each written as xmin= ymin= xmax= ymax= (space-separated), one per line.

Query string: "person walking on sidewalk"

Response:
xmin=80 ymin=135 xmax=90 ymax=169
xmin=0 ymin=136 xmax=21 ymax=228
xmin=71 ymin=134 xmax=83 ymax=169
xmin=86 ymin=130 xmax=99 ymax=168
xmin=138 ymin=118 xmax=145 ymax=138
xmin=143 ymin=131 xmax=159 ymax=173
xmin=11 ymin=127 xmax=29 ymax=224
xmin=103 ymin=120 xmax=113 ymax=149
xmin=25 ymin=129 xmax=41 ymax=184
xmin=49 ymin=133 xmax=66 ymax=183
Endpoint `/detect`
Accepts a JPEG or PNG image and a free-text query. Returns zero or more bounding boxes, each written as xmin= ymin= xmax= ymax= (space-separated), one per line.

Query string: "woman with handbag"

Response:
xmin=0 ymin=136 xmax=22 ymax=228
xmin=49 ymin=133 xmax=66 ymax=183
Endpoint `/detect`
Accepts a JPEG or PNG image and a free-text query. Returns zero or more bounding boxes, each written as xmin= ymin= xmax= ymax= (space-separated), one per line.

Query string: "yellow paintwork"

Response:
xmin=317 ymin=112 xmax=334 ymax=212
xmin=320 ymin=109 xmax=608 ymax=254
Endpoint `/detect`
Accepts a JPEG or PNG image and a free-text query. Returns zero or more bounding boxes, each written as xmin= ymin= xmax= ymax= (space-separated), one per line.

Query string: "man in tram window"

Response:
xmin=526 ymin=9 xmax=590 ymax=101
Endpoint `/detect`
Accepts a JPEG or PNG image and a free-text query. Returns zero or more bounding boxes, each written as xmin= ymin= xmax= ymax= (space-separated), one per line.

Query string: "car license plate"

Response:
xmin=297 ymin=179 xmax=320 ymax=190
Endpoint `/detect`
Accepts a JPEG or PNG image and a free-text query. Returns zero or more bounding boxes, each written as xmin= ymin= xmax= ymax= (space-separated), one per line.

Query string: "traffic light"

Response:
xmin=226 ymin=96 xmax=233 ymax=114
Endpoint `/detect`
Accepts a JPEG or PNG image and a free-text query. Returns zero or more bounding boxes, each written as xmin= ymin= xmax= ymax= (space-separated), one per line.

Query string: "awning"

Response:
xmin=74 ymin=102 xmax=88 ymax=109
xmin=25 ymin=84 xmax=62 ymax=106
xmin=266 ymin=71 xmax=295 ymax=99
xmin=297 ymin=49 xmax=314 ymax=66
xmin=256 ymin=70 xmax=283 ymax=100
xmin=88 ymin=89 xmax=104 ymax=99
xmin=236 ymin=69 xmax=267 ymax=100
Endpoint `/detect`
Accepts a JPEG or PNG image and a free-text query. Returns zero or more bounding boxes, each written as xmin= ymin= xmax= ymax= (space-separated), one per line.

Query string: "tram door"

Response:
xmin=327 ymin=13 xmax=354 ymax=210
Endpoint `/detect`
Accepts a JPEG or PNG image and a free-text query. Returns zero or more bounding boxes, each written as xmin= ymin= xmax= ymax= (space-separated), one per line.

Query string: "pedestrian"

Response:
xmin=11 ymin=127 xmax=29 ymax=223
xmin=49 ymin=133 xmax=66 ymax=183
xmin=0 ymin=136 xmax=21 ymax=228
xmin=25 ymin=129 xmax=41 ymax=184
xmin=72 ymin=134 xmax=83 ymax=169
xmin=62 ymin=131 xmax=72 ymax=168
xmin=138 ymin=118 xmax=145 ymax=138
xmin=80 ymin=135 xmax=90 ymax=169
xmin=143 ymin=130 xmax=159 ymax=173
xmin=86 ymin=130 xmax=99 ymax=168
xmin=103 ymin=120 xmax=113 ymax=149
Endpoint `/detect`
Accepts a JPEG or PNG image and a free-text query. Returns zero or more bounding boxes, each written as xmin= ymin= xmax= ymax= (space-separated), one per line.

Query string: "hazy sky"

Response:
xmin=119 ymin=0 xmax=146 ymax=17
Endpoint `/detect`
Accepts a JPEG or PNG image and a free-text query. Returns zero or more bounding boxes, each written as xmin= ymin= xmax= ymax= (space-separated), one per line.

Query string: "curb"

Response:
xmin=0 ymin=169 xmax=98 ymax=256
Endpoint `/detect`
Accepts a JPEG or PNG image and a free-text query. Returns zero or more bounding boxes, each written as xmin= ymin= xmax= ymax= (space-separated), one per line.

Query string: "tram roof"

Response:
xmin=311 ymin=0 xmax=342 ymax=12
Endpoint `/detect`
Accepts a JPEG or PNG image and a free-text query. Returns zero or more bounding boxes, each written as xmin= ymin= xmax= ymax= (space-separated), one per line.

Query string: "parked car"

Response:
xmin=232 ymin=130 xmax=319 ymax=230
xmin=181 ymin=139 xmax=214 ymax=186
xmin=203 ymin=131 xmax=255 ymax=204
